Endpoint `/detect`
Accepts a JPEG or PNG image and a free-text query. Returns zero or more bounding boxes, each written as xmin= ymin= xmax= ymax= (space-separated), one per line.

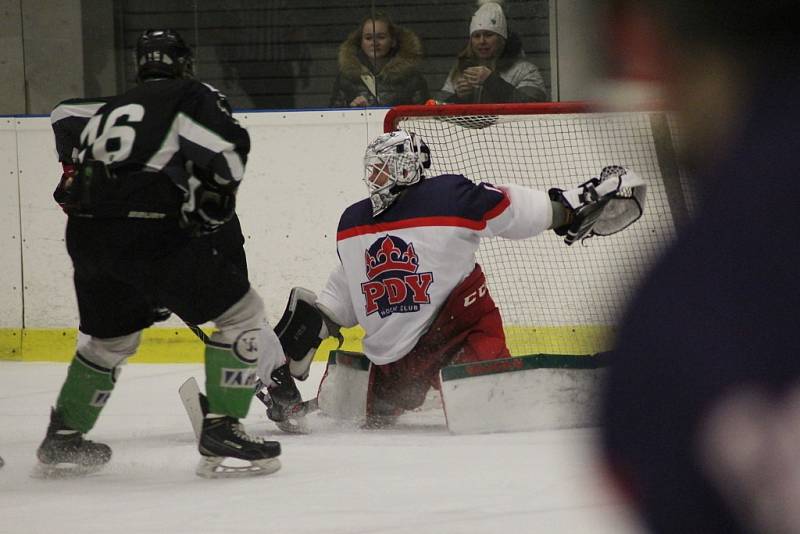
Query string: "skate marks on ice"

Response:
xmin=0 ymin=361 xmax=645 ymax=534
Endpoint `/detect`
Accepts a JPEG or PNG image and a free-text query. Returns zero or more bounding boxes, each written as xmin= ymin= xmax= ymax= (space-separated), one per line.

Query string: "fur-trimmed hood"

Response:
xmin=337 ymin=26 xmax=424 ymax=82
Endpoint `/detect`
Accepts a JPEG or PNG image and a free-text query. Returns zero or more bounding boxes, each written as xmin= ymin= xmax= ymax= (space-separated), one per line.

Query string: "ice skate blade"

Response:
xmin=195 ymin=456 xmax=281 ymax=479
xmin=31 ymin=461 xmax=106 ymax=479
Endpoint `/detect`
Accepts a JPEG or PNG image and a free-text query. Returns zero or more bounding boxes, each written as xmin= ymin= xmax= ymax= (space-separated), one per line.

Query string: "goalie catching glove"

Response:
xmin=180 ymin=176 xmax=236 ymax=237
xmin=550 ymin=165 xmax=647 ymax=245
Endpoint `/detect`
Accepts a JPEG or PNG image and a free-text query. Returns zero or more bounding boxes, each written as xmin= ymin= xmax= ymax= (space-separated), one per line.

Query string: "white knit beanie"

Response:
xmin=469 ymin=1 xmax=508 ymax=39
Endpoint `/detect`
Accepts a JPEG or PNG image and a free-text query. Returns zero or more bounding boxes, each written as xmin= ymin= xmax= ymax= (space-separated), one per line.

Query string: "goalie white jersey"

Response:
xmin=317 ymin=173 xmax=553 ymax=365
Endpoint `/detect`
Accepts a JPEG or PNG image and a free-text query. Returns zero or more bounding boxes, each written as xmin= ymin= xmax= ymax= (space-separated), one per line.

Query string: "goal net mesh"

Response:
xmin=387 ymin=104 xmax=692 ymax=356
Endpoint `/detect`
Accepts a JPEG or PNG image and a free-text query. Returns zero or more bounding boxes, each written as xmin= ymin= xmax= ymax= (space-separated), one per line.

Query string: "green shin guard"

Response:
xmin=204 ymin=345 xmax=258 ymax=418
xmin=55 ymin=354 xmax=118 ymax=433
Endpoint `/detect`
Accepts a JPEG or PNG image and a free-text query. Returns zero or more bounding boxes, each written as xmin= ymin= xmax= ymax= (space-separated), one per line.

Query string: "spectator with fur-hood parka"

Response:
xmin=330 ymin=13 xmax=430 ymax=108
xmin=440 ymin=1 xmax=547 ymax=103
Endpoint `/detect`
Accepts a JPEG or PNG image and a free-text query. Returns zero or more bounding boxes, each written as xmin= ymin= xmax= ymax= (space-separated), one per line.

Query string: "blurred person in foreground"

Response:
xmin=599 ymin=1 xmax=800 ymax=533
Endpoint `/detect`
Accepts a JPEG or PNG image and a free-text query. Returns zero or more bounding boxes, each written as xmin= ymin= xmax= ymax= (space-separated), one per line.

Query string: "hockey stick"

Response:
xmin=253 ymin=387 xmax=320 ymax=417
xmin=178 ymin=377 xmax=203 ymax=440
xmin=186 ymin=323 xmax=211 ymax=345
xmin=180 ymin=322 xmax=320 ymax=431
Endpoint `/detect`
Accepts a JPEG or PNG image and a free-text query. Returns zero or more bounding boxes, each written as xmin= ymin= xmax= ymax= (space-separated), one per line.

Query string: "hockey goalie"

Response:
xmin=257 ymin=129 xmax=646 ymax=431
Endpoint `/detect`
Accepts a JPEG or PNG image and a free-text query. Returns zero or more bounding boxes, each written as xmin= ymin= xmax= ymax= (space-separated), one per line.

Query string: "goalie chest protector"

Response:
xmin=324 ymin=174 xmax=514 ymax=365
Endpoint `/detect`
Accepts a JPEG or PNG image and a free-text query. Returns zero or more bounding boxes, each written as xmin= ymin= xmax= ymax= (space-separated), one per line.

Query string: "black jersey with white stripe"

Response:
xmin=50 ymin=97 xmax=112 ymax=163
xmin=74 ymin=78 xmax=249 ymax=215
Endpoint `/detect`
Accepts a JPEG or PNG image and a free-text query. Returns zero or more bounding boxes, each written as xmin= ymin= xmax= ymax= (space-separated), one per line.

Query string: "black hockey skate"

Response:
xmin=256 ymin=364 xmax=310 ymax=434
xmin=196 ymin=395 xmax=281 ymax=479
xmin=34 ymin=408 xmax=112 ymax=478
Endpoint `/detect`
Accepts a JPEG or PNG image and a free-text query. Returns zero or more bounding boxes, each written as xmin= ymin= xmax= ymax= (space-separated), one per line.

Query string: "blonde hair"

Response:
xmin=446 ymin=35 xmax=506 ymax=84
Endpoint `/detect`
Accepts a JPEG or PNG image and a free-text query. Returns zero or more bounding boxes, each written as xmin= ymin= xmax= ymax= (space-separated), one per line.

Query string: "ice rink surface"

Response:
xmin=0 ymin=361 xmax=646 ymax=534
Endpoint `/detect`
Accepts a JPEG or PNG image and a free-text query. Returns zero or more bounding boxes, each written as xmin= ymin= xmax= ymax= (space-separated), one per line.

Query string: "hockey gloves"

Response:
xmin=180 ymin=176 xmax=236 ymax=237
xmin=54 ymin=160 xmax=119 ymax=216
xmin=550 ymin=165 xmax=647 ymax=245
xmin=255 ymin=365 xmax=312 ymax=434
xmin=53 ymin=163 xmax=80 ymax=213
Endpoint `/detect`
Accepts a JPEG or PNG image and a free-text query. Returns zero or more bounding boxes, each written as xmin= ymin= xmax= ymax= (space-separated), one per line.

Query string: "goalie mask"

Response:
xmin=364 ymin=130 xmax=431 ymax=216
xmin=136 ymin=29 xmax=194 ymax=82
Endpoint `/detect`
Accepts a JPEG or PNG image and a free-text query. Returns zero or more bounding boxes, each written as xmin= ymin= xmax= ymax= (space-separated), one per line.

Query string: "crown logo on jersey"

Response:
xmin=365 ymin=235 xmax=419 ymax=278
xmin=361 ymin=235 xmax=434 ymax=318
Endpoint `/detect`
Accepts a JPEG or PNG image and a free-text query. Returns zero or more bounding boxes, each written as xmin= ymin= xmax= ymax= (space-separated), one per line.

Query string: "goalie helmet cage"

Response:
xmin=384 ymin=102 xmax=694 ymax=357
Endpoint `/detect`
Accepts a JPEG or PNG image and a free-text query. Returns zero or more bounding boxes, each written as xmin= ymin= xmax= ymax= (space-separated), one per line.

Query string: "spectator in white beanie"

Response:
xmin=439 ymin=0 xmax=547 ymax=103
xmin=470 ymin=1 xmax=507 ymax=38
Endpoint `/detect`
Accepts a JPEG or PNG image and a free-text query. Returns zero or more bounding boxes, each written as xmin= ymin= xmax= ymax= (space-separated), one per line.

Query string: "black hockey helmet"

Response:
xmin=136 ymin=29 xmax=194 ymax=81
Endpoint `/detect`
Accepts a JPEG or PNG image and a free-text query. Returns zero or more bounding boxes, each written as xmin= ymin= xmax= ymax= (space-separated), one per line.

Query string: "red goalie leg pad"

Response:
xmin=367 ymin=264 xmax=510 ymax=416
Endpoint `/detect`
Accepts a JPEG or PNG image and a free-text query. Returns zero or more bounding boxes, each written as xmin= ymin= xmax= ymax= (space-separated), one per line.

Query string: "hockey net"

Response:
xmin=385 ymin=102 xmax=693 ymax=357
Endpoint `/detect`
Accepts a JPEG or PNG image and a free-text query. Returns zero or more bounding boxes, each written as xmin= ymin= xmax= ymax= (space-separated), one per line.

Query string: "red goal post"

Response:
xmin=384 ymin=102 xmax=692 ymax=357
xmin=385 ymin=102 xmax=597 ymax=131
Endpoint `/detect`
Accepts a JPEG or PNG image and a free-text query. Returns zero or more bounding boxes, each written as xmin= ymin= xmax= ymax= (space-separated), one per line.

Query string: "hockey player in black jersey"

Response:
xmin=36 ymin=29 xmax=285 ymax=479
xmin=50 ymin=97 xmax=249 ymax=313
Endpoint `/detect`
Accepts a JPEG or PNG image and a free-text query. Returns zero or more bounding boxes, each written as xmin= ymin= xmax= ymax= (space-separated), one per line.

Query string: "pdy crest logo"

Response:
xmin=361 ymin=235 xmax=433 ymax=318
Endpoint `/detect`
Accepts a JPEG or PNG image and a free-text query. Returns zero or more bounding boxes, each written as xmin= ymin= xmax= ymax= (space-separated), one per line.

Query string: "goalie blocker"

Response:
xmin=273 ymin=287 xmax=342 ymax=381
xmin=551 ymin=165 xmax=646 ymax=245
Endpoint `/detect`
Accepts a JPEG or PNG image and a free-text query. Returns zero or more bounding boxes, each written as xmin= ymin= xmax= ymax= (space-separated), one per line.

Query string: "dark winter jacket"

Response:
xmin=329 ymin=27 xmax=430 ymax=108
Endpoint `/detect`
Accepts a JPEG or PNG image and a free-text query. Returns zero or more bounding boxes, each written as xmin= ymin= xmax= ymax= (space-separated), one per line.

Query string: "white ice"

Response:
xmin=0 ymin=361 xmax=645 ymax=534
